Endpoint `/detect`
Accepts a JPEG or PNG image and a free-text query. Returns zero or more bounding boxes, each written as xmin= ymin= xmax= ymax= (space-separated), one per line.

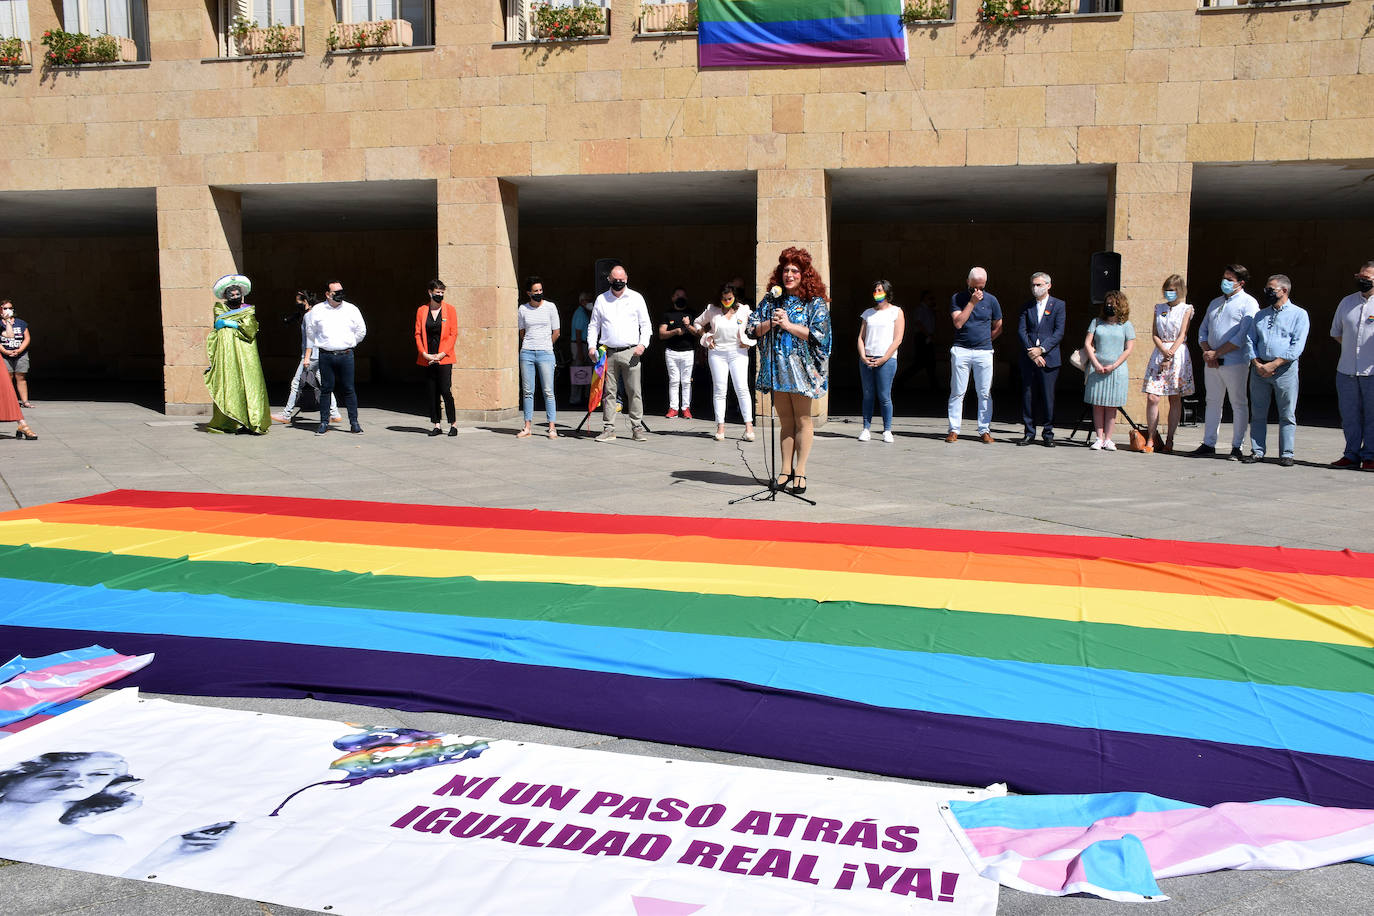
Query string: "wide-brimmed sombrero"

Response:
xmin=213 ymin=274 xmax=252 ymax=299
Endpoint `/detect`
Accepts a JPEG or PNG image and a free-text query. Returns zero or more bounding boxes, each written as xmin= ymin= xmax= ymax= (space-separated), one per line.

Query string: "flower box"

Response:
xmin=532 ymin=3 xmax=609 ymax=40
xmin=331 ymin=19 xmax=414 ymax=50
xmin=236 ymin=25 xmax=303 ymax=56
xmin=40 ymin=29 xmax=138 ymax=65
xmin=0 ymin=38 xmax=30 ymax=67
xmin=640 ymin=1 xmax=697 ymax=33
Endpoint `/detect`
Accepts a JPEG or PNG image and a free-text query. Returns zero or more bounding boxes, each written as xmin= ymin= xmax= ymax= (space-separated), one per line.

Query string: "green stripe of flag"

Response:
xmin=698 ymin=0 xmax=894 ymax=26
xmin=3 ymin=544 xmax=1371 ymax=696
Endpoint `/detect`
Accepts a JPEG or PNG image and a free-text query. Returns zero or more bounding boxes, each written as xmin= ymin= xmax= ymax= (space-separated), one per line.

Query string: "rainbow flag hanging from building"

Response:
xmin=698 ymin=0 xmax=907 ymax=68
xmin=2 ymin=490 xmax=1374 ymax=808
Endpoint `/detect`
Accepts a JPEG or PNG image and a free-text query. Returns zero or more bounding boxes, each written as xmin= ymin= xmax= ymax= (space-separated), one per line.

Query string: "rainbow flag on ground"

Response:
xmin=698 ymin=0 xmax=907 ymax=68
xmin=1 ymin=490 xmax=1373 ymax=808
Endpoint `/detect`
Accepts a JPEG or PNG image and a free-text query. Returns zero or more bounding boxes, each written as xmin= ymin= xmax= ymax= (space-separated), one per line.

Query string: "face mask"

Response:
xmin=1263 ymin=288 xmax=1280 ymax=306
xmin=873 ymin=292 xmax=886 ymax=303
xmin=1220 ymin=279 xmax=1237 ymax=296
xmin=226 ymin=293 xmax=242 ymax=304
xmin=1357 ymin=277 xmax=1374 ymax=294
xmin=967 ymin=287 xmax=977 ymax=296
xmin=1031 ymin=285 xmax=1047 ymax=298
xmin=1104 ymin=304 xmax=1117 ymax=318
xmin=673 ymin=297 xmax=688 ymax=310
xmin=331 ymin=291 xmax=345 ymax=302
xmin=581 ymin=302 xmax=592 ymax=311
xmin=430 ymin=292 xmax=444 ymax=303
xmin=529 ymin=293 xmax=543 ymax=303
xmin=609 ymin=278 xmax=627 ymax=292
xmin=1164 ymin=290 xmax=1178 ymax=303
xmin=1 ymin=310 xmax=11 ymax=318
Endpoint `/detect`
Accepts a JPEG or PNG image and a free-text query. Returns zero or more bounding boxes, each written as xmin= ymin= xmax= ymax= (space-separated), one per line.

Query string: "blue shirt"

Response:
xmin=1199 ymin=291 xmax=1259 ymax=366
xmin=950 ymin=291 xmax=1002 ymax=350
xmin=1246 ymin=302 xmax=1309 ymax=363
xmin=0 ymin=318 xmax=28 ymax=353
xmin=570 ymin=306 xmax=591 ymax=343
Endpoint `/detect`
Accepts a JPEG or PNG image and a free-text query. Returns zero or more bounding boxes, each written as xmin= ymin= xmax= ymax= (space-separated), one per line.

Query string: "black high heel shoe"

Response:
xmin=775 ymin=472 xmax=794 ymax=490
xmin=790 ymin=475 xmax=807 ymax=495
xmin=15 ymin=426 xmax=37 ymax=440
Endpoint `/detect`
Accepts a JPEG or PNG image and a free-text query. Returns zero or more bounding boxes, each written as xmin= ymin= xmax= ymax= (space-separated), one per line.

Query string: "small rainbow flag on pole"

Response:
xmin=586 ymin=345 xmax=608 ymax=414
xmin=698 ymin=0 xmax=907 ymax=68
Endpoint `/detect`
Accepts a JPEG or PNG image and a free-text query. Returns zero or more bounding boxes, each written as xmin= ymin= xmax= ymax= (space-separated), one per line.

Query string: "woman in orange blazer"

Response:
xmin=415 ymin=279 xmax=459 ymax=437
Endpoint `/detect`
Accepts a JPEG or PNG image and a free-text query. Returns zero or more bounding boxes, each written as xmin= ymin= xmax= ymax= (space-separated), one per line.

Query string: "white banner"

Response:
xmin=0 ymin=690 xmax=1000 ymax=914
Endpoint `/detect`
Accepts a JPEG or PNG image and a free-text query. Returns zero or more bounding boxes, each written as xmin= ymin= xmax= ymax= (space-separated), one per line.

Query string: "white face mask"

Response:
xmin=1031 ymin=285 xmax=1048 ymax=299
xmin=1 ymin=310 xmax=11 ymax=319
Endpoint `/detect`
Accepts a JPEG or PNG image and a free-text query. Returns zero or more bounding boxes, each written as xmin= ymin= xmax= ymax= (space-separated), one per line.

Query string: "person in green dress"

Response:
xmin=205 ymin=274 xmax=270 ymax=434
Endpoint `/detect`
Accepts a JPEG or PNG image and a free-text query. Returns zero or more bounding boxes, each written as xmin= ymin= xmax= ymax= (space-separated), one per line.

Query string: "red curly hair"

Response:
xmin=766 ymin=247 xmax=829 ymax=303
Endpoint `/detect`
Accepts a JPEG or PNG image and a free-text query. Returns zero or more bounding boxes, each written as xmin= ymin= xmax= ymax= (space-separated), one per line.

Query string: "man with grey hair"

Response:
xmin=587 ymin=263 xmax=652 ymax=442
xmin=1242 ymin=274 xmax=1308 ymax=467
xmin=946 ymin=267 xmax=1002 ymax=444
xmin=1016 ymin=271 xmax=1066 ymax=446
xmin=1330 ymin=259 xmax=1374 ymax=470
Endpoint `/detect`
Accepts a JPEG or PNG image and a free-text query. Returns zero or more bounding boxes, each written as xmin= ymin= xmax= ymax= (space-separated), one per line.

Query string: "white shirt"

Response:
xmin=587 ymin=288 xmax=651 ymax=350
xmin=518 ymin=301 xmax=560 ymax=351
xmin=694 ymin=303 xmax=754 ymax=351
xmin=1332 ymin=291 xmax=1374 ymax=377
xmin=306 ymin=300 xmax=367 ymax=352
xmin=860 ymin=305 xmax=902 ymax=356
xmin=1035 ymin=297 xmax=1048 ymax=324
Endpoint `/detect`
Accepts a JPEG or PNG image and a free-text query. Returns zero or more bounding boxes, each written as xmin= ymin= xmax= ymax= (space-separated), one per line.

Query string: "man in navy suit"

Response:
xmin=1017 ymin=272 xmax=1066 ymax=446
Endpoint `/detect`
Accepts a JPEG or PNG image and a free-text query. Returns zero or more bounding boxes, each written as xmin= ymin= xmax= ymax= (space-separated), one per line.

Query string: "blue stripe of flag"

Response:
xmin=698 ymin=14 xmax=901 ymax=46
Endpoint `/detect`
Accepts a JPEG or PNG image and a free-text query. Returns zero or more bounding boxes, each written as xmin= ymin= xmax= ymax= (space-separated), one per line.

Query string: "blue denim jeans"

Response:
xmin=1336 ymin=372 xmax=1374 ymax=462
xmin=948 ymin=346 xmax=993 ymax=434
xmin=1248 ymin=362 xmax=1299 ymax=458
xmin=520 ymin=348 xmax=557 ymax=424
xmin=859 ymin=357 xmax=897 ymax=430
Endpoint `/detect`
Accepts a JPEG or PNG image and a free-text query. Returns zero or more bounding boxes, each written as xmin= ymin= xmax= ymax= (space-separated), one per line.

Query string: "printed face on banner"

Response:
xmin=0 ymin=692 xmax=1000 ymax=915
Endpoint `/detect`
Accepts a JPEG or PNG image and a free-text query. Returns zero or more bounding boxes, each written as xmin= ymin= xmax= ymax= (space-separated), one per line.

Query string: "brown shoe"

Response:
xmin=980 ymin=432 xmax=995 ymax=444
xmin=944 ymin=431 xmax=958 ymax=443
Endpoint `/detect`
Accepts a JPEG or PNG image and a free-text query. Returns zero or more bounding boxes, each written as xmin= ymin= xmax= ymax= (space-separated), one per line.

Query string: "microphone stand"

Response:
xmin=730 ymin=295 xmax=816 ymax=506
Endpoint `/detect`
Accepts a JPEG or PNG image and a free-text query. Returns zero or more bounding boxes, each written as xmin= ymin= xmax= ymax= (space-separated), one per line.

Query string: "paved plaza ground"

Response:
xmin=1 ymin=396 xmax=1371 ymax=915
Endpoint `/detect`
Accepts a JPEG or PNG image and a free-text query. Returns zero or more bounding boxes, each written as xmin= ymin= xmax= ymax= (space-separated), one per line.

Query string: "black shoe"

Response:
xmin=315 ymin=426 xmax=328 ymax=436
xmin=1228 ymin=447 xmax=1244 ymax=461
xmin=1278 ymin=456 xmax=1295 ymax=467
xmin=1189 ymin=444 xmax=1216 ymax=456
xmin=448 ymin=427 xmax=458 ymax=437
xmin=1042 ymin=436 xmax=1055 ymax=448
xmin=428 ymin=427 xmax=443 ymax=437
xmin=1240 ymin=453 xmax=1262 ymax=464
xmin=1016 ymin=434 xmax=1035 ymax=446
xmin=790 ymin=476 xmax=807 ymax=495
xmin=350 ymin=426 xmax=364 ymax=434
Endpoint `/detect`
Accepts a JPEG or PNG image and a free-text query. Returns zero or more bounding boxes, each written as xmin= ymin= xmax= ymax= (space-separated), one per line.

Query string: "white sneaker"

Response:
xmin=1089 ymin=438 xmax=1103 ymax=450
xmin=881 ymin=430 xmax=893 ymax=443
xmin=857 ymin=428 xmax=871 ymax=442
xmin=1103 ymin=439 xmax=1117 ymax=451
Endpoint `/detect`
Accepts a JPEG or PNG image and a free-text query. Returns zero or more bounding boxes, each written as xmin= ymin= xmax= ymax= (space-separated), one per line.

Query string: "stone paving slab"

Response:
xmin=1 ymin=398 xmax=1372 ymax=914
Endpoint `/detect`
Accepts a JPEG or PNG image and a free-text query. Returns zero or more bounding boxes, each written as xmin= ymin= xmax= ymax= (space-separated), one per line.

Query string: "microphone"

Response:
xmin=770 ymin=286 xmax=782 ymax=299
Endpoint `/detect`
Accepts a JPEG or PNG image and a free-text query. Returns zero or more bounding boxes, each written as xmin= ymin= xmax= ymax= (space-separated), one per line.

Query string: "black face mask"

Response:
xmin=430 ymin=292 xmax=444 ymax=303
xmin=331 ymin=291 xmax=345 ymax=302
xmin=529 ymin=293 xmax=544 ymax=303
xmin=1104 ymin=304 xmax=1117 ymax=318
xmin=1357 ymin=277 xmax=1374 ymax=293
xmin=226 ymin=294 xmax=242 ymax=305
xmin=609 ymin=278 xmax=627 ymax=292
xmin=1263 ymin=288 xmax=1281 ymax=306
xmin=673 ymin=297 xmax=688 ymax=310
xmin=968 ymin=287 xmax=978 ymax=297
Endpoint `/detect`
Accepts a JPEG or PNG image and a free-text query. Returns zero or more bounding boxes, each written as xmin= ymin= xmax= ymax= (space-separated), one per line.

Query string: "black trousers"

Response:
xmin=1021 ymin=360 xmax=1059 ymax=437
xmin=426 ymin=363 xmax=455 ymax=424
xmin=318 ymin=349 xmax=359 ymax=428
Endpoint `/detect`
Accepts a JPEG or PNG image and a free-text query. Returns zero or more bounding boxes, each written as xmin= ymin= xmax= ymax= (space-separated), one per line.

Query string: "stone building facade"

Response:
xmin=2 ymin=0 xmax=1371 ymax=419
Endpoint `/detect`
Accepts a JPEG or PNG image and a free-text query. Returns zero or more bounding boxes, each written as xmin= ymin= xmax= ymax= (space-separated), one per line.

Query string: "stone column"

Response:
xmin=439 ymin=177 xmax=519 ymax=420
xmin=157 ymin=185 xmax=243 ymax=415
xmin=756 ymin=168 xmax=832 ymax=425
xmin=1105 ymin=163 xmax=1193 ymax=419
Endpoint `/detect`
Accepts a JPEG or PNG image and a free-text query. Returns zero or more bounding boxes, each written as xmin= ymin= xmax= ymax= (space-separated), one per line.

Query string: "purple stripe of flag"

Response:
xmin=5 ymin=624 xmax=1374 ymax=809
xmin=699 ymin=36 xmax=905 ymax=68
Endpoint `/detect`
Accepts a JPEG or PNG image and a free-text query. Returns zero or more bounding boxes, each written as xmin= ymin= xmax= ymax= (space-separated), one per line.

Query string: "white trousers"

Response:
xmin=665 ymin=349 xmax=694 ymax=411
xmin=1202 ymin=362 xmax=1249 ymax=448
xmin=708 ymin=346 xmax=752 ymax=424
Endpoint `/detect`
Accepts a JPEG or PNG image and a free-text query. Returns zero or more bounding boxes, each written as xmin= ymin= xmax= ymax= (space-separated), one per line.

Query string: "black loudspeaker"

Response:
xmin=1090 ymin=251 xmax=1121 ymax=305
xmin=594 ymin=258 xmax=623 ymax=298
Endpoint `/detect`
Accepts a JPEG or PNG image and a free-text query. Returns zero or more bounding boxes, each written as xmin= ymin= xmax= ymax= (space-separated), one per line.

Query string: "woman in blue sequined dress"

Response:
xmin=747 ymin=247 xmax=832 ymax=495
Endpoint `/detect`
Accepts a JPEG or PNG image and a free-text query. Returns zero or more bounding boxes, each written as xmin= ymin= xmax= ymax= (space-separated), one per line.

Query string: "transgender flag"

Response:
xmin=698 ymin=0 xmax=907 ymax=68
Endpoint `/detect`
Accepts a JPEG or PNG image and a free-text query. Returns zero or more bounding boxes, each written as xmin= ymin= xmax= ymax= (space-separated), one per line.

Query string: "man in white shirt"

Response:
xmin=304 ymin=280 xmax=367 ymax=435
xmin=587 ymin=264 xmax=651 ymax=442
xmin=1191 ymin=263 xmax=1260 ymax=459
xmin=1331 ymin=259 xmax=1374 ymax=470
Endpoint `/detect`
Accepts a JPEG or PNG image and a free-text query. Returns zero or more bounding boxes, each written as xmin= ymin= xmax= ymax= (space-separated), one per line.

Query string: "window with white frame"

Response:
xmin=61 ymin=0 xmax=147 ymax=55
xmin=219 ymin=0 xmax=301 ymax=56
xmin=337 ymin=0 xmax=431 ymax=45
xmin=254 ymin=0 xmax=301 ymax=26
xmin=0 ymin=0 xmax=29 ymax=40
xmin=506 ymin=0 xmax=609 ymax=41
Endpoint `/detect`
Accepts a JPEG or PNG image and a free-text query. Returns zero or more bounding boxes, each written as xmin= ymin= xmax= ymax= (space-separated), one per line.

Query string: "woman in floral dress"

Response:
xmin=1141 ymin=274 xmax=1195 ymax=453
